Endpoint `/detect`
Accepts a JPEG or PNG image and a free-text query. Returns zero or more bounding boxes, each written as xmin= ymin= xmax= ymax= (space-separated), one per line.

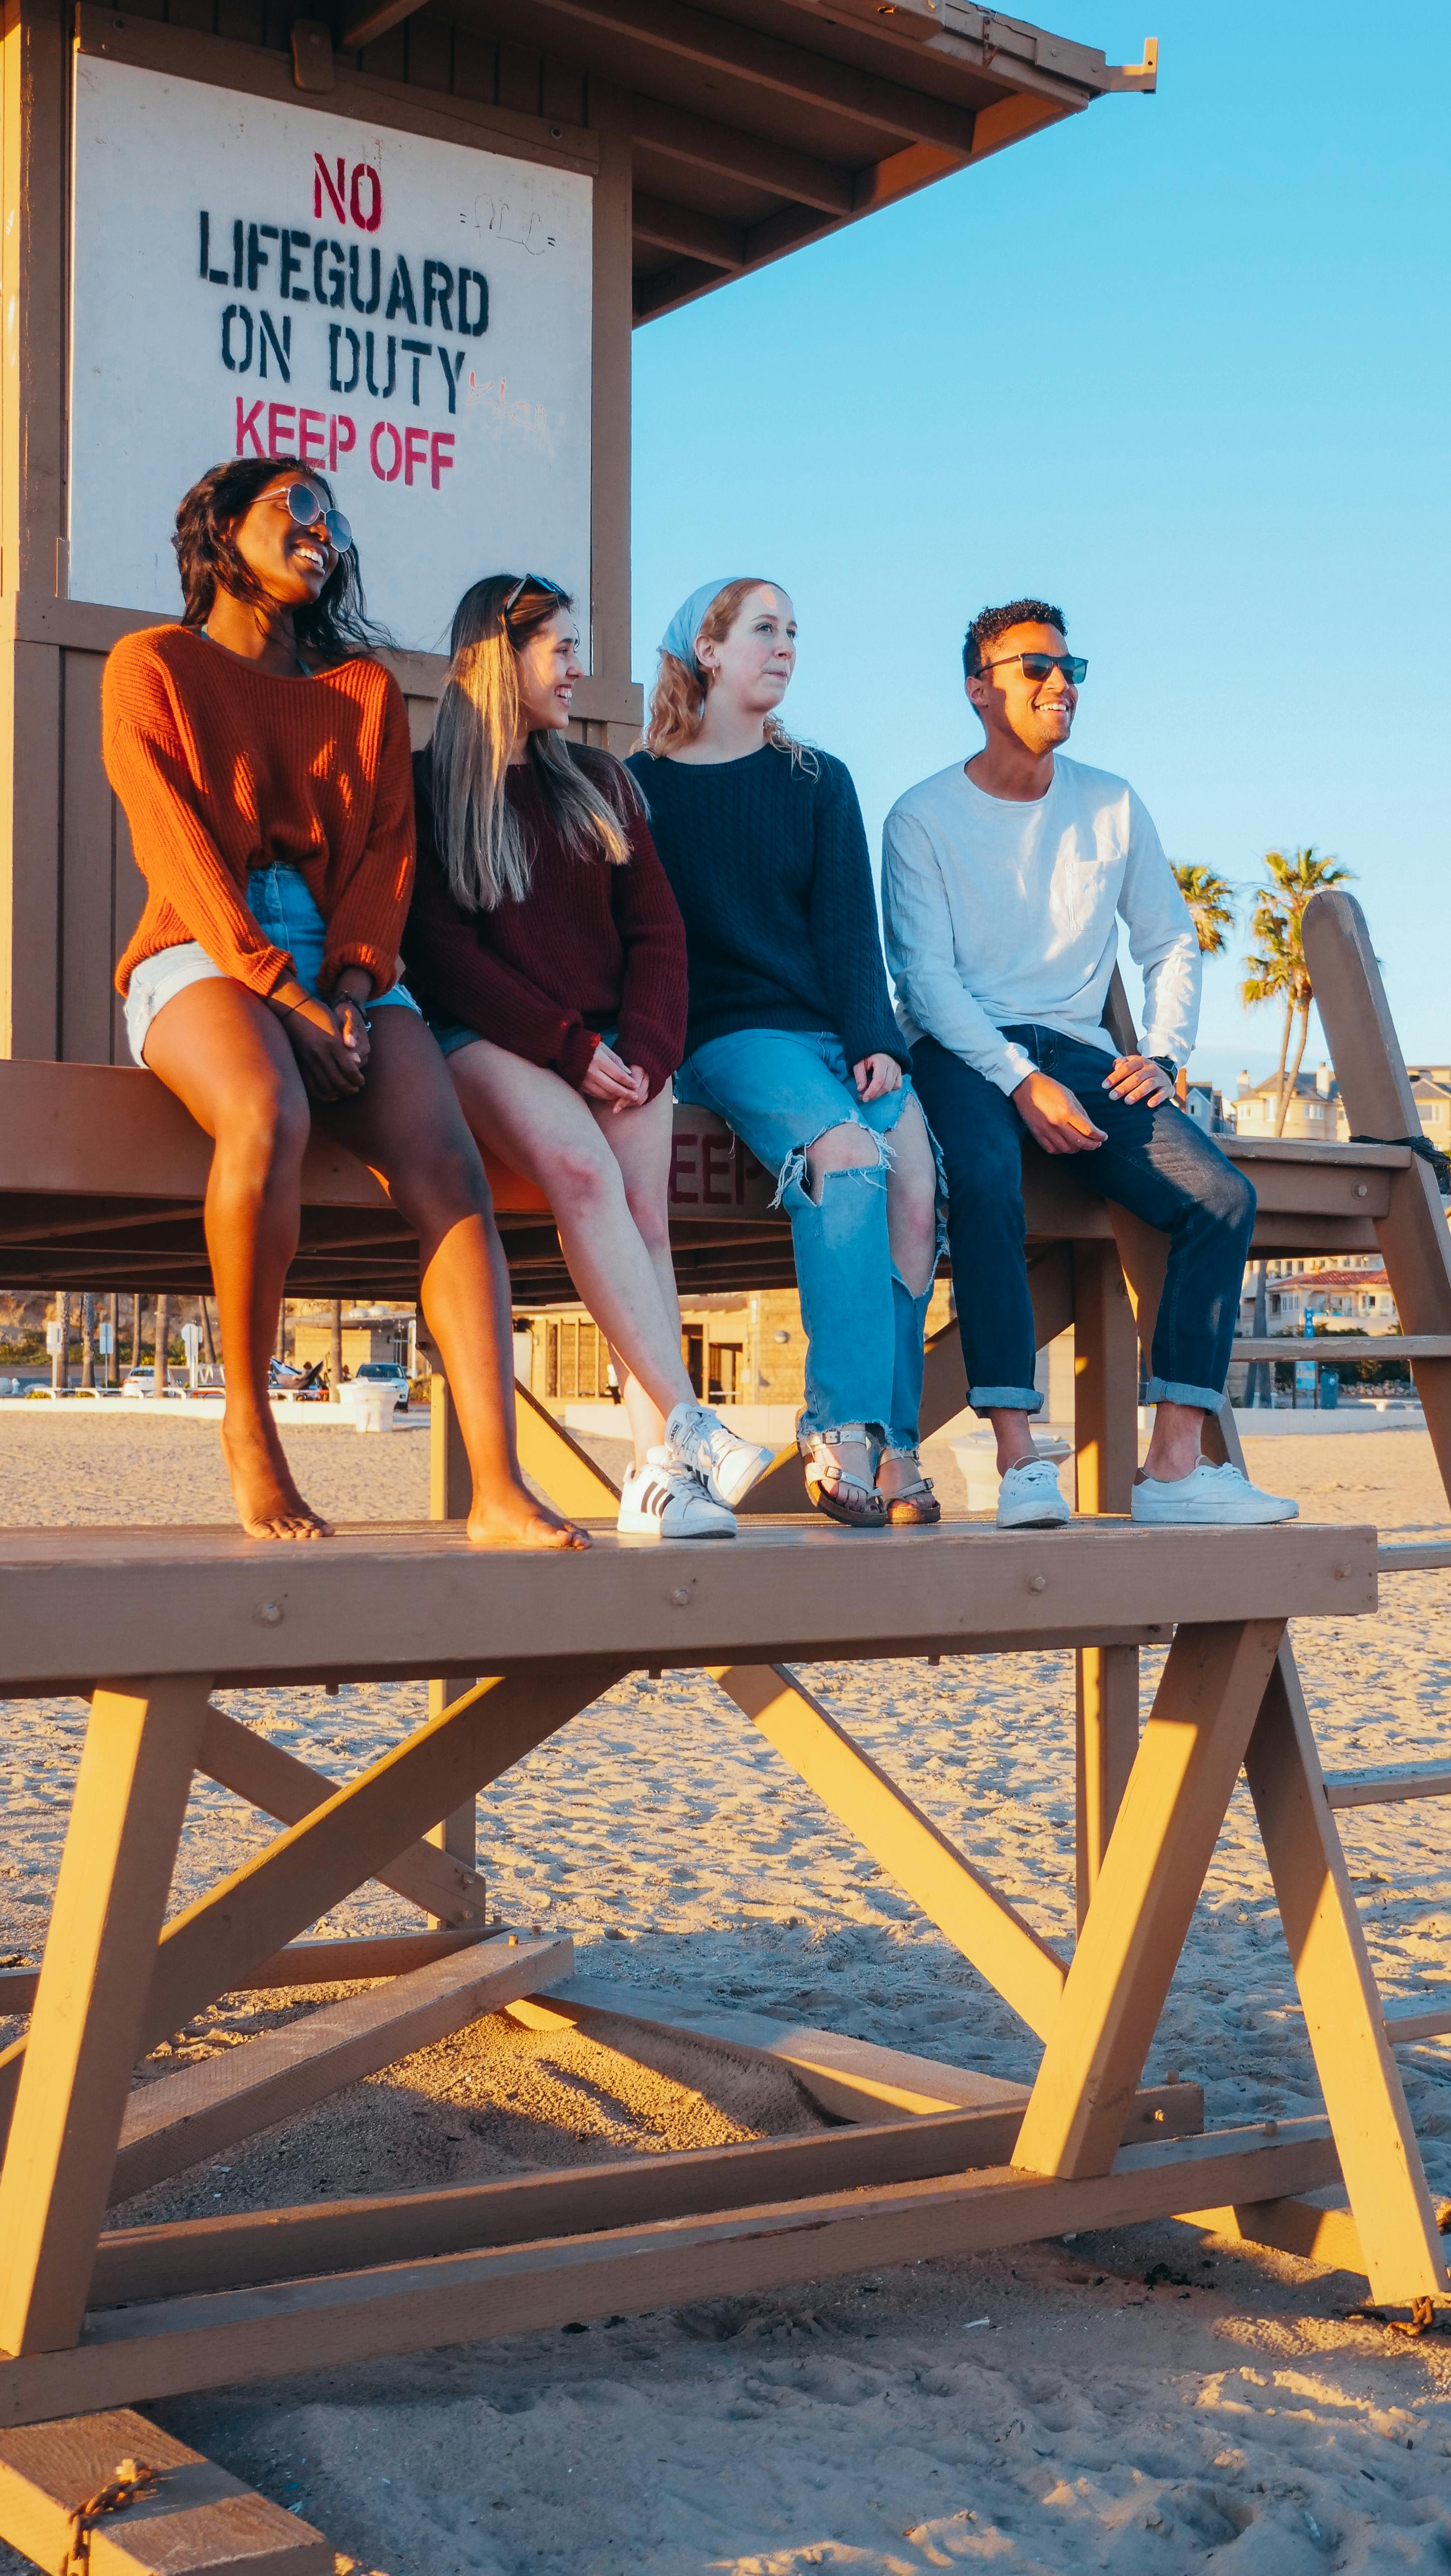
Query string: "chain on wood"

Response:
xmin=59 ymin=2456 xmax=160 ymax=2575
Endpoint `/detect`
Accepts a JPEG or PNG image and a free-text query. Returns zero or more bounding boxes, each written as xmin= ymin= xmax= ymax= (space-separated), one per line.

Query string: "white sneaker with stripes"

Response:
xmin=617 ymin=1449 xmax=737 ymax=1539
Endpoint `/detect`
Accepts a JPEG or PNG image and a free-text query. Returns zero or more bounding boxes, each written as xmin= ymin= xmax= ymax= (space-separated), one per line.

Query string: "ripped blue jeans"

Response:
xmin=675 ymin=1027 xmax=935 ymax=1450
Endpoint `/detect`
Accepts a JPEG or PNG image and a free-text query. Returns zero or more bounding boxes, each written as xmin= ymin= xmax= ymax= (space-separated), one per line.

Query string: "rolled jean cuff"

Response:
xmin=969 ymin=1384 xmax=1043 ymax=1418
xmin=1143 ymin=1375 xmax=1227 ymax=1413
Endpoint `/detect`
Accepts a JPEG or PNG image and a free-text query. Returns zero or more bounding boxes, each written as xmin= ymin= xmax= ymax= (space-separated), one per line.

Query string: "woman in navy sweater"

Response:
xmin=628 ymin=579 xmax=940 ymax=1528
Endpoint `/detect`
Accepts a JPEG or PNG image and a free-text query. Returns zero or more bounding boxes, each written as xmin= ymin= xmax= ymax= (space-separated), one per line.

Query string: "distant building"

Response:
xmin=1183 ymin=1080 xmax=1227 ymax=1133
xmin=1230 ymin=1059 xmax=1451 ymax=1146
xmin=1239 ymin=1259 xmax=1398 ymax=1336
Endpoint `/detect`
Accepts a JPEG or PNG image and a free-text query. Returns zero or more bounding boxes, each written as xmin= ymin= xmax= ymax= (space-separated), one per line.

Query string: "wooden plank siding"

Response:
xmin=1 ymin=0 xmax=641 ymax=1062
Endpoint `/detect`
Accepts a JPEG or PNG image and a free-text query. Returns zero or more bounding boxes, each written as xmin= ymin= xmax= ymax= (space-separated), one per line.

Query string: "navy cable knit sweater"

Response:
xmin=625 ymin=743 xmax=908 ymax=1070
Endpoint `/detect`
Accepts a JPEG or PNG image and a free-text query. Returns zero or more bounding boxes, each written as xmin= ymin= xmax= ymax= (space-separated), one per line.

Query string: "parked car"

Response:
xmin=122 ymin=1364 xmax=182 ymax=1396
xmin=353 ymin=1360 xmax=411 ymax=1411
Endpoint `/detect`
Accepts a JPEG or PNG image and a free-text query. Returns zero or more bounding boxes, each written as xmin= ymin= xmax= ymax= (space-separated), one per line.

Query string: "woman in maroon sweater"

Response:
xmin=405 ymin=574 xmax=773 ymax=1537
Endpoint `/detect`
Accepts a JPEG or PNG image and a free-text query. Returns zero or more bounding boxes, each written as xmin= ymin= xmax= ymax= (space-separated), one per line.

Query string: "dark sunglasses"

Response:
xmin=502 ymin=571 xmax=567 ymax=624
xmin=980 ymin=651 xmax=1088 ymax=684
xmin=280 ymin=482 xmax=352 ymax=552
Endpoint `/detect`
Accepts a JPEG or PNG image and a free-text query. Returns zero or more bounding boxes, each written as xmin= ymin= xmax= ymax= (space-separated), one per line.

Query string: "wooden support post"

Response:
xmin=1014 ymin=1617 xmax=1286 ymax=2181
xmin=710 ymin=1664 xmax=1067 ymax=2037
xmin=1072 ymin=1241 xmax=1141 ymax=1926
xmin=1244 ymin=1646 xmax=1449 ymax=2304
xmin=0 ymin=1678 xmax=208 ymax=2358
xmin=1302 ymin=887 xmax=1451 ymax=1509
xmin=427 ymin=1356 xmax=479 ymax=1926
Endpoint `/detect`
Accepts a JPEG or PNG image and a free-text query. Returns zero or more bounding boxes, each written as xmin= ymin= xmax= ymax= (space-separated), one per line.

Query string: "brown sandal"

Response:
xmin=876 ymin=1445 xmax=942 ymax=1527
xmin=800 ymin=1429 xmax=887 ymax=1529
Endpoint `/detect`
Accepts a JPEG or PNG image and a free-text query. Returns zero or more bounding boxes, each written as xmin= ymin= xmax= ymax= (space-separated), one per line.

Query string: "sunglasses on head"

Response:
xmin=502 ymin=572 xmax=567 ymax=624
xmin=979 ymin=651 xmax=1088 ymax=684
xmin=280 ymin=482 xmax=352 ymax=552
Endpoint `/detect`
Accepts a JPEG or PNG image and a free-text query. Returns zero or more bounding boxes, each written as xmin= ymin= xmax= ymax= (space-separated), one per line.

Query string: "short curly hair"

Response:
xmin=963 ymin=597 xmax=1067 ymax=681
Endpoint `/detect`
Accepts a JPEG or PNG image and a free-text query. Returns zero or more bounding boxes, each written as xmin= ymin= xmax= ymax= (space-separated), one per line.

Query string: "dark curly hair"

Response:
xmin=963 ymin=597 xmax=1067 ymax=681
xmin=173 ymin=456 xmax=389 ymax=662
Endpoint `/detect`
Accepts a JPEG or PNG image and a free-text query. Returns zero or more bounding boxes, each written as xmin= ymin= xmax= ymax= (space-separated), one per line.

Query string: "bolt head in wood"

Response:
xmin=257 ymin=1601 xmax=284 ymax=1625
xmin=670 ymin=1587 xmax=690 ymax=1607
xmin=1027 ymin=1573 xmax=1047 ymax=1593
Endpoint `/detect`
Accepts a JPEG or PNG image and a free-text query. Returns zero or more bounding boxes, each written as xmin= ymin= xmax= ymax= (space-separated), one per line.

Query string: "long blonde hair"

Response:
xmin=641 ymin=577 xmax=816 ymax=770
xmin=429 ymin=575 xmax=640 ymax=912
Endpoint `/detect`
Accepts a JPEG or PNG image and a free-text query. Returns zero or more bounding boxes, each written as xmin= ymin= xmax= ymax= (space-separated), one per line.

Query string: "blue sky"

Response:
xmin=630 ymin=1 xmax=1450 ymax=1090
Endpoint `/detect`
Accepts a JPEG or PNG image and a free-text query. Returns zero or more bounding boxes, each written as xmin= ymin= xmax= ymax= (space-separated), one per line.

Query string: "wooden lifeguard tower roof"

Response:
xmin=332 ymin=0 xmax=1157 ymax=321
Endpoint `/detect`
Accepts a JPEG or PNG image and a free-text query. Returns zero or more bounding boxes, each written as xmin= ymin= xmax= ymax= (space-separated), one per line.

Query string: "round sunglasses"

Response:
xmin=278 ymin=482 xmax=352 ymax=553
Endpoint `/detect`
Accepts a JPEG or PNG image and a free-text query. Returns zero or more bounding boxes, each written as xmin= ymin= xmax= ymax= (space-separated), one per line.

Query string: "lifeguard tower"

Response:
xmin=1 ymin=7 xmax=1449 ymax=2567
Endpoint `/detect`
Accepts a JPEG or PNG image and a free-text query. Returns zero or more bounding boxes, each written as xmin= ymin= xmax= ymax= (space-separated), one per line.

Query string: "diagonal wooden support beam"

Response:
xmin=197 ymin=1703 xmax=490 ymax=1924
xmin=0 ymin=1666 xmax=625 ymax=2151
xmin=1244 ymin=1645 xmax=1449 ymax=2305
xmin=708 ymin=1664 xmax=1067 ymax=2037
xmin=110 ymin=1933 xmax=572 ymax=2206
xmin=0 ymin=1679 xmax=209 ymax=2359
xmin=1014 ymin=1617 xmax=1287 ymax=2181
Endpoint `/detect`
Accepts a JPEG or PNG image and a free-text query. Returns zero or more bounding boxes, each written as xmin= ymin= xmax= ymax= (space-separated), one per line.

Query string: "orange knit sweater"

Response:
xmin=105 ymin=625 xmax=415 ymax=1002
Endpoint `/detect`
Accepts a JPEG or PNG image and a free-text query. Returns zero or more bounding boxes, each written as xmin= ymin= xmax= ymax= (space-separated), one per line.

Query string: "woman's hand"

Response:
xmin=275 ymin=991 xmax=366 ymax=1101
xmin=853 ymin=1053 xmax=902 ymax=1104
xmin=330 ymin=972 xmax=374 ymax=1073
xmin=582 ymin=1041 xmax=649 ymax=1114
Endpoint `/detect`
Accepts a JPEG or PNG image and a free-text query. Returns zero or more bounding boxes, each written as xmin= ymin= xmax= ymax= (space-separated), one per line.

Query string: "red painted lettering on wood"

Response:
xmin=669 ymin=1134 xmax=699 ymax=1204
xmin=701 ymin=1134 xmax=734 ymax=1206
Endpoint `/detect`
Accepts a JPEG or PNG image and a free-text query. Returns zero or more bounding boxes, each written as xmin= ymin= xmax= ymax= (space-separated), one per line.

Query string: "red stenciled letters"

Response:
xmin=299 ymin=409 xmax=327 ymax=463
xmin=267 ymin=403 xmax=297 ymax=454
xmin=669 ymin=1135 xmax=699 ymax=1205
xmin=370 ymin=420 xmax=402 ymax=482
xmin=430 ymin=431 xmax=455 ymax=490
xmin=235 ymin=398 xmax=266 ymax=457
xmin=314 ymin=155 xmax=347 ymax=224
xmin=403 ymin=425 xmax=428 ymax=487
xmin=350 ymin=165 xmax=383 ymax=232
xmin=330 ymin=415 xmax=357 ymax=470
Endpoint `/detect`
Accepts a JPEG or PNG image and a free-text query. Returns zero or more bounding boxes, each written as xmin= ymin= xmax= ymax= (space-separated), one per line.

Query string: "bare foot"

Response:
xmin=466 ymin=1482 xmax=590 ymax=1549
xmin=220 ymin=1414 xmax=334 ymax=1540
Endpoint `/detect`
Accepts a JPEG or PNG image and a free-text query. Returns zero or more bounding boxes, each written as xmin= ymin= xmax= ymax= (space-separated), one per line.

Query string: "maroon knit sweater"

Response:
xmin=404 ymin=745 xmax=687 ymax=1099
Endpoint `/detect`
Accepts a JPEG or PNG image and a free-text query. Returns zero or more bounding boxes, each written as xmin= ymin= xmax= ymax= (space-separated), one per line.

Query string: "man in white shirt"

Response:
xmin=882 ymin=598 xmax=1295 ymax=1528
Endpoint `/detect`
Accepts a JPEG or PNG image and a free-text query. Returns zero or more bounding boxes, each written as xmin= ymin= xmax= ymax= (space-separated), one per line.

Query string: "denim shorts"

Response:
xmin=426 ymin=1011 xmax=620 ymax=1065
xmin=124 ymin=864 xmax=419 ymax=1068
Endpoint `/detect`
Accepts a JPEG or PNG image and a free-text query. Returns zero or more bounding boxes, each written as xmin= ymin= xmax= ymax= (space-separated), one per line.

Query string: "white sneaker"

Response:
xmin=1130 ymin=1459 xmax=1299 ymax=1526
xmin=617 ymin=1449 xmax=737 ymax=1539
xmin=996 ymin=1456 xmax=1070 ymax=1529
xmin=665 ymin=1401 xmax=774 ymax=1510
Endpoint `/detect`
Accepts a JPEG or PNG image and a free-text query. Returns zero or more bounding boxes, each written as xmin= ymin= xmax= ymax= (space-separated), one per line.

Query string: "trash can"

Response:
xmin=343 ymin=1381 xmax=395 ymax=1434
xmin=1319 ymin=1368 xmax=1340 ymax=1411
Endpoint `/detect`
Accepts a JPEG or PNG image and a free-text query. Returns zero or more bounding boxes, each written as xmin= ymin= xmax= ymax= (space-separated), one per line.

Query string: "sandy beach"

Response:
xmin=2 ymin=1411 xmax=1449 ymax=2573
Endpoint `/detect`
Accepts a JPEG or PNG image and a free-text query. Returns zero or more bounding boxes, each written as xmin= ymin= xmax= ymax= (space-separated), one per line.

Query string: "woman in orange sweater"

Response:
xmin=105 ymin=455 xmax=584 ymax=1550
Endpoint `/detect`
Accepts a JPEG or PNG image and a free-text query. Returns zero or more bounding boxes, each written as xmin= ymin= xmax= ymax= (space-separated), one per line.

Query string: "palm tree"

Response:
xmin=1172 ymin=862 xmax=1236 ymax=958
xmin=1239 ymin=847 xmax=1355 ymax=1136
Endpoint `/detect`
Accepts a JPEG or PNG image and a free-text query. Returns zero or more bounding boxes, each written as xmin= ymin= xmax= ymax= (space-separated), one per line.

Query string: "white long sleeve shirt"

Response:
xmin=881 ymin=753 xmax=1200 ymax=1097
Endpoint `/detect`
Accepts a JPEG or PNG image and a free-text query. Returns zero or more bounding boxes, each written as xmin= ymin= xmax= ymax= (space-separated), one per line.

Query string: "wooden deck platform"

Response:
xmin=0 ymin=1515 xmax=1376 ymax=1695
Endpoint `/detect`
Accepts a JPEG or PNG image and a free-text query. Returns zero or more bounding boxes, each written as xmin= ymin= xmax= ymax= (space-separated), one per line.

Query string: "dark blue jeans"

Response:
xmin=910 ymin=1025 xmax=1256 ymax=1419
